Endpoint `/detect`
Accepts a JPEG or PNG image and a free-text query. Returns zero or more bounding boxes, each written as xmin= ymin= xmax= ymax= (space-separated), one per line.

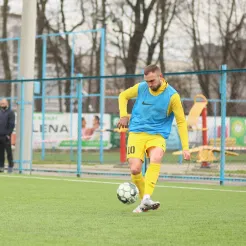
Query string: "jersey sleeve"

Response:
xmin=118 ymin=83 xmax=139 ymax=117
xmin=169 ymin=93 xmax=189 ymax=150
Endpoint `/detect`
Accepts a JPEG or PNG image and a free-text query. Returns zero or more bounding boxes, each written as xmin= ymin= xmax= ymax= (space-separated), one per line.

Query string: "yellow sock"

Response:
xmin=144 ymin=163 xmax=161 ymax=196
xmin=131 ymin=173 xmax=145 ymax=199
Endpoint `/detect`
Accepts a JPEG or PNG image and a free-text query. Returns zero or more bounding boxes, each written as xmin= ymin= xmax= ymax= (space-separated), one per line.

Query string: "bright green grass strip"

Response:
xmin=2 ymin=174 xmax=246 ymax=191
xmin=0 ymin=175 xmax=245 ymax=246
xmin=32 ymin=151 xmax=246 ymax=164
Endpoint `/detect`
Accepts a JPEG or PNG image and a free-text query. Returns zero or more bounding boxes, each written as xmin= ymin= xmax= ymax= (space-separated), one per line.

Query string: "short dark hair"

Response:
xmin=82 ymin=117 xmax=85 ymax=121
xmin=144 ymin=64 xmax=161 ymax=75
xmin=94 ymin=115 xmax=100 ymax=123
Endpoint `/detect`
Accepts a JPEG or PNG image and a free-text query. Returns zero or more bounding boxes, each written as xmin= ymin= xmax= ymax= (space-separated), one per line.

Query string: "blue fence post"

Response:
xmin=213 ymin=101 xmax=217 ymax=147
xmin=41 ymin=36 xmax=47 ymax=160
xmin=19 ymin=79 xmax=25 ymax=174
xmin=34 ymin=81 xmax=41 ymax=94
xmin=70 ymin=34 xmax=75 ymax=161
xmin=99 ymin=28 xmax=105 ymax=164
xmin=220 ymin=64 xmax=227 ymax=185
xmin=77 ymin=74 xmax=83 ymax=177
xmin=30 ymin=97 xmax=34 ymax=174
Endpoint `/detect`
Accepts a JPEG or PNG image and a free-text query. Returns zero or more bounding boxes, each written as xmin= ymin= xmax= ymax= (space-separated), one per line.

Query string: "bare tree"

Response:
xmin=158 ymin=0 xmax=179 ymax=72
xmin=45 ymin=0 xmax=86 ymax=112
xmin=110 ymin=0 xmax=181 ymax=79
xmin=183 ymin=0 xmax=213 ymax=100
xmin=83 ymin=0 xmax=102 ymax=113
xmin=215 ymin=0 xmax=246 ymax=115
xmin=145 ymin=2 xmax=161 ymax=66
xmin=124 ymin=0 xmax=156 ymax=87
xmin=144 ymin=0 xmax=180 ymax=71
xmin=179 ymin=0 xmax=246 ymax=115
xmin=35 ymin=0 xmax=49 ymax=112
xmin=110 ymin=0 xmax=157 ymax=86
xmin=109 ymin=0 xmax=157 ymax=112
xmin=0 ymin=0 xmax=12 ymax=97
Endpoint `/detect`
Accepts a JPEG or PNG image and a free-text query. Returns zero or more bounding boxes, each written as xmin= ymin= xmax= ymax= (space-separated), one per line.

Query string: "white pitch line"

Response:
xmin=1 ymin=175 xmax=246 ymax=193
xmin=156 ymin=185 xmax=246 ymax=193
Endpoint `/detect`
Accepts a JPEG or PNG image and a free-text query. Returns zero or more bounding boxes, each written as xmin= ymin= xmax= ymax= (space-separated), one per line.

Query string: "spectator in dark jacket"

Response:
xmin=0 ymin=99 xmax=15 ymax=173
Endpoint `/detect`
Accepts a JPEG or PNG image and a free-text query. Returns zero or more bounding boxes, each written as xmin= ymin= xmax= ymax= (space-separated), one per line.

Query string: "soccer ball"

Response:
xmin=117 ymin=182 xmax=139 ymax=204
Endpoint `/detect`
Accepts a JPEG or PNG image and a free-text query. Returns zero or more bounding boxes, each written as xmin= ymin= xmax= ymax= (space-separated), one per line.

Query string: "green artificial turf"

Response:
xmin=0 ymin=175 xmax=245 ymax=245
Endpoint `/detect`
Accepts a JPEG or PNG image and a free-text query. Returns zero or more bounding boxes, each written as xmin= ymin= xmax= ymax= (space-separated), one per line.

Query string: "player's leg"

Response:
xmin=0 ymin=137 xmax=5 ymax=172
xmin=127 ymin=133 xmax=149 ymax=213
xmin=128 ymin=158 xmax=147 ymax=213
xmin=142 ymin=134 xmax=166 ymax=210
xmin=144 ymin=147 xmax=164 ymax=198
xmin=128 ymin=158 xmax=145 ymax=200
xmin=127 ymin=133 xmax=146 ymax=200
xmin=4 ymin=136 xmax=14 ymax=173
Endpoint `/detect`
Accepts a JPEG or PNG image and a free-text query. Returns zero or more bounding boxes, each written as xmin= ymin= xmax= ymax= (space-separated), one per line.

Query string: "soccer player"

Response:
xmin=118 ymin=64 xmax=190 ymax=213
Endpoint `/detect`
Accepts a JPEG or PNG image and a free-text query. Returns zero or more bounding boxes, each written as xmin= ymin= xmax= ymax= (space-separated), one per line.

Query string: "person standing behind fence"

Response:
xmin=0 ymin=99 xmax=15 ymax=173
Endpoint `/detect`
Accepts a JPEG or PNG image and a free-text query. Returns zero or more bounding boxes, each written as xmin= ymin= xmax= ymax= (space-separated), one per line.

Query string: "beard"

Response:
xmin=151 ymin=80 xmax=162 ymax=91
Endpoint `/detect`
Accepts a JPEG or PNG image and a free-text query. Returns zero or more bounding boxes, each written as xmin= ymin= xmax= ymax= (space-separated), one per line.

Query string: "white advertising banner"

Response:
xmin=33 ymin=113 xmax=112 ymax=149
xmin=166 ymin=116 xmax=230 ymax=150
xmin=30 ymin=114 xmax=231 ymax=150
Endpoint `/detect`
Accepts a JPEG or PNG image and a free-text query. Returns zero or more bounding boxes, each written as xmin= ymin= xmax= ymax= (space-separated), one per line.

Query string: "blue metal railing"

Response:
xmin=0 ymin=31 xmax=246 ymax=183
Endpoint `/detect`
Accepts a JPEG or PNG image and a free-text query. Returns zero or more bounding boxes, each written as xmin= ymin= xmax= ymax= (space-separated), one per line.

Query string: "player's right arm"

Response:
xmin=118 ymin=83 xmax=139 ymax=128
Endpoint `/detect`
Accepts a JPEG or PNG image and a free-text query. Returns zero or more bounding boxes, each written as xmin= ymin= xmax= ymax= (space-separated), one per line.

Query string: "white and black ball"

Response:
xmin=117 ymin=182 xmax=139 ymax=204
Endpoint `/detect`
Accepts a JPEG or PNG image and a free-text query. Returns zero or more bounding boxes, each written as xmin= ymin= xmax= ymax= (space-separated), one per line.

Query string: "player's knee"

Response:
xmin=150 ymin=155 xmax=163 ymax=163
xmin=130 ymin=166 xmax=142 ymax=175
xmin=128 ymin=158 xmax=142 ymax=175
xmin=149 ymin=148 xmax=164 ymax=163
xmin=151 ymin=158 xmax=162 ymax=163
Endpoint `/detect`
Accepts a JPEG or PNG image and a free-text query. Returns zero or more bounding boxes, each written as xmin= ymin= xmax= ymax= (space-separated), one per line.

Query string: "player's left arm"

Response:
xmin=168 ymin=93 xmax=190 ymax=160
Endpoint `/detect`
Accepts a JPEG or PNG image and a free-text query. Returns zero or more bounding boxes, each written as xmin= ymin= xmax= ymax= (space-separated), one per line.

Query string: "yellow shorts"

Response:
xmin=127 ymin=132 xmax=166 ymax=161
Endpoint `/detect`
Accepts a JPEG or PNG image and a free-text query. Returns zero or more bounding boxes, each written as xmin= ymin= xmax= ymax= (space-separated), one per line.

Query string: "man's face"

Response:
xmin=93 ymin=118 xmax=96 ymax=125
xmin=93 ymin=117 xmax=99 ymax=127
xmin=0 ymin=100 xmax=8 ymax=109
xmin=144 ymin=71 xmax=162 ymax=91
xmin=82 ymin=119 xmax=86 ymax=128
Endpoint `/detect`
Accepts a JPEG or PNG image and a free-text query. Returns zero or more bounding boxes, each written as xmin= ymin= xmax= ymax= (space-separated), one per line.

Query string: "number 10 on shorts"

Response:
xmin=127 ymin=146 xmax=135 ymax=154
